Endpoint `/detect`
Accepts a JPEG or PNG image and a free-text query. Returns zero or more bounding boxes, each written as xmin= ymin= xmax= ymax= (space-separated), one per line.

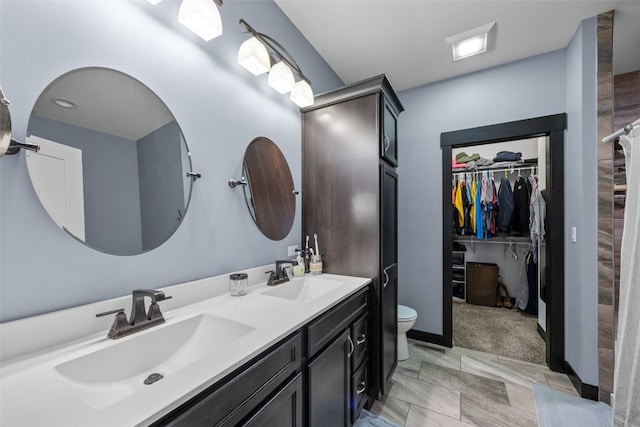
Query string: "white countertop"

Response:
xmin=0 ymin=268 xmax=370 ymax=426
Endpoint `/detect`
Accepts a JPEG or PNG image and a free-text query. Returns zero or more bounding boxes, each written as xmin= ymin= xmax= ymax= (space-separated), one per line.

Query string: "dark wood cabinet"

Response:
xmin=302 ymin=74 xmax=403 ymax=398
xmin=243 ymin=373 xmax=303 ymax=427
xmin=381 ymin=99 xmax=399 ymax=166
xmin=306 ymin=294 xmax=370 ymax=426
xmin=380 ymin=164 xmax=398 ymax=388
xmin=153 ymin=287 xmax=370 ymax=427
xmin=153 ymin=332 xmax=302 ymax=427
xmin=308 ymin=329 xmax=351 ymax=427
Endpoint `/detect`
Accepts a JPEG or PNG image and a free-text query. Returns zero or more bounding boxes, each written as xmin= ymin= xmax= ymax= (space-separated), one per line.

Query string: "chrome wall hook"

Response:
xmin=228 ymin=178 xmax=248 ymax=188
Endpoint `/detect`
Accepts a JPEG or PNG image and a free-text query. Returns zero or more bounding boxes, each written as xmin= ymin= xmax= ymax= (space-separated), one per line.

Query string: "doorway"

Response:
xmin=440 ymin=114 xmax=566 ymax=372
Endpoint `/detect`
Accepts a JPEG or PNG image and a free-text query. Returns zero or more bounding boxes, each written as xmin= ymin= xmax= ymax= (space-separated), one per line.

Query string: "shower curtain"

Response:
xmin=613 ymin=126 xmax=640 ymax=426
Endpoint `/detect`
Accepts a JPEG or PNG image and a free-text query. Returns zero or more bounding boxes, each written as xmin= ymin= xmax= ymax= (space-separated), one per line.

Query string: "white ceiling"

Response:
xmin=275 ymin=0 xmax=640 ymax=92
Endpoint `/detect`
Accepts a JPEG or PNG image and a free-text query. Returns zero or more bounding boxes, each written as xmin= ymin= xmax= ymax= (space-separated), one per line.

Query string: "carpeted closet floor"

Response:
xmin=453 ymin=301 xmax=546 ymax=366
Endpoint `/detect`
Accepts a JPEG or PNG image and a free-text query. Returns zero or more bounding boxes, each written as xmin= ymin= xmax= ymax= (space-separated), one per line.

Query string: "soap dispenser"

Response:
xmin=293 ymin=253 xmax=305 ymax=277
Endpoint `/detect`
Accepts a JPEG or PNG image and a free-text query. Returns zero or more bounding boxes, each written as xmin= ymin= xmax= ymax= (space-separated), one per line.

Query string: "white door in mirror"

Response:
xmin=26 ymin=135 xmax=85 ymax=241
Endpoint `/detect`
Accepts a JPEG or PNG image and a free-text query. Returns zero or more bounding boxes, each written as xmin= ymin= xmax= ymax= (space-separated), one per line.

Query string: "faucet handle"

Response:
xmin=96 ymin=309 xmax=130 ymax=338
xmin=96 ymin=308 xmax=125 ymax=317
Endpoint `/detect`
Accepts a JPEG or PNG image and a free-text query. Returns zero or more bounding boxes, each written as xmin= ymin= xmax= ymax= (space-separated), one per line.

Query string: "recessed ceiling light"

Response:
xmin=51 ymin=98 xmax=77 ymax=109
xmin=446 ymin=22 xmax=495 ymax=61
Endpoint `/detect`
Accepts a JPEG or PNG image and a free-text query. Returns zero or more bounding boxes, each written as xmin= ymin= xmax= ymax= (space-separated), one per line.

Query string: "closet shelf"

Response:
xmin=454 ymin=236 xmax=532 ymax=244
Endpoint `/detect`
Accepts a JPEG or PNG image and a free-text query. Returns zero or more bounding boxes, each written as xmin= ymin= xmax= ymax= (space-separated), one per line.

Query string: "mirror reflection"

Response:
xmin=242 ymin=137 xmax=295 ymax=241
xmin=26 ymin=67 xmax=193 ymax=256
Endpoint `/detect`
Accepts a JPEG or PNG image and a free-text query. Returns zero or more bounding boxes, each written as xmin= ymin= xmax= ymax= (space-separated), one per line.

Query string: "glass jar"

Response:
xmin=229 ymin=273 xmax=248 ymax=296
xmin=309 ymin=255 xmax=323 ymax=275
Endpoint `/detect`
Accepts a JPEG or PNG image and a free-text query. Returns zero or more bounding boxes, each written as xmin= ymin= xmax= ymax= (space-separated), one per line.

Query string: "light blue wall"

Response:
xmin=0 ymin=0 xmax=342 ymax=322
xmin=564 ymin=17 xmax=598 ymax=385
xmin=397 ymin=50 xmax=567 ymax=335
xmin=397 ymin=19 xmax=599 ymax=385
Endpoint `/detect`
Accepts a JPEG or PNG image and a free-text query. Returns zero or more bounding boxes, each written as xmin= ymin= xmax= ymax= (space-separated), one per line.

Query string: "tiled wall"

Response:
xmin=596 ymin=10 xmax=614 ymax=404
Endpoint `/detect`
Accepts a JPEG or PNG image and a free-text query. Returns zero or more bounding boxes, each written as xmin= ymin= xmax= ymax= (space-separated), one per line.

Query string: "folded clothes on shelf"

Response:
xmin=493 ymin=151 xmax=522 ymax=162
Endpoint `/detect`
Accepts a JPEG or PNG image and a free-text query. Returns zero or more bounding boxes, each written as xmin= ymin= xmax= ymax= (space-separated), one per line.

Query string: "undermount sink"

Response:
xmin=262 ymin=276 xmax=343 ymax=302
xmin=54 ymin=314 xmax=254 ymax=409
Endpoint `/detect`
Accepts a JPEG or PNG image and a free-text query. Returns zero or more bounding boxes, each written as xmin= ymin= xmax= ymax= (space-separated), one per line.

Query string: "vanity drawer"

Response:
xmin=306 ymin=289 xmax=368 ymax=358
xmin=158 ymin=332 xmax=302 ymax=427
xmin=351 ymin=313 xmax=368 ymax=371
xmin=350 ymin=360 xmax=369 ymax=424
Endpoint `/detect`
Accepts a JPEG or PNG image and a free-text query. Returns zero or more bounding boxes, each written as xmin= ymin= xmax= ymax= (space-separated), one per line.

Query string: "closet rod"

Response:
xmin=453 ymin=165 xmax=537 ymax=177
xmin=602 ymin=118 xmax=639 ymax=143
xmin=455 ymin=238 xmax=533 ymax=245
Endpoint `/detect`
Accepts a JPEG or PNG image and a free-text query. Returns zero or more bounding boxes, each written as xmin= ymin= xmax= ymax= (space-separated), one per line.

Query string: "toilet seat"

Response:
xmin=398 ymin=304 xmax=417 ymax=322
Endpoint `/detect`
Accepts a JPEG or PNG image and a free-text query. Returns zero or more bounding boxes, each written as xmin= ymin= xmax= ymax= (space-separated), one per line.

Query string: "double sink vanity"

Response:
xmin=0 ymin=266 xmax=371 ymax=426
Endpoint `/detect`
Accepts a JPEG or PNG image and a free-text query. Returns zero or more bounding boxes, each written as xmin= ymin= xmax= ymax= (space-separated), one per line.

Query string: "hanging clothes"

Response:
xmin=462 ymin=179 xmax=474 ymax=235
xmin=470 ymin=178 xmax=477 ymax=233
xmin=454 ymin=179 xmax=464 ymax=228
xmin=497 ymin=176 xmax=514 ymax=233
xmin=529 ymin=175 xmax=546 ymax=246
xmin=452 ymin=182 xmax=463 ymax=235
xmin=525 ymin=250 xmax=538 ymax=315
xmin=512 ymin=175 xmax=531 ymax=236
xmin=490 ymin=177 xmax=498 ymax=235
xmin=475 ymin=177 xmax=484 ymax=239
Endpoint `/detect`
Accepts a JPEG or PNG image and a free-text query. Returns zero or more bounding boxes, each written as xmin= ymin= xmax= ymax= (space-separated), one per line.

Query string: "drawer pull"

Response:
xmin=347 ymin=335 xmax=355 ymax=358
xmin=384 ymin=135 xmax=390 ymax=153
xmin=356 ymin=334 xmax=366 ymax=345
xmin=383 ymin=269 xmax=389 ymax=288
xmin=356 ymin=381 xmax=366 ymax=395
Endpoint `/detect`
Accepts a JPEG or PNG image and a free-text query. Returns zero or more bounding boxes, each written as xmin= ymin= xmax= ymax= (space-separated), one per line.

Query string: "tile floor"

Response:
xmin=369 ymin=339 xmax=579 ymax=426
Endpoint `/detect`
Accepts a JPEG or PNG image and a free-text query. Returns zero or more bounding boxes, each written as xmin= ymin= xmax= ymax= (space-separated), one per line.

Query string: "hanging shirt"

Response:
xmin=454 ymin=179 xmax=464 ymax=227
xmin=497 ymin=176 xmax=514 ymax=233
xmin=512 ymin=175 xmax=531 ymax=235
xmin=470 ymin=179 xmax=477 ymax=233
xmin=476 ymin=177 xmax=484 ymax=239
xmin=529 ymin=176 xmax=546 ymax=245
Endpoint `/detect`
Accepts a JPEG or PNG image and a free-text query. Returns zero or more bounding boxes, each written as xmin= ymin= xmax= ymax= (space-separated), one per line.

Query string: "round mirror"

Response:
xmin=26 ymin=67 xmax=193 ymax=256
xmin=242 ymin=137 xmax=295 ymax=241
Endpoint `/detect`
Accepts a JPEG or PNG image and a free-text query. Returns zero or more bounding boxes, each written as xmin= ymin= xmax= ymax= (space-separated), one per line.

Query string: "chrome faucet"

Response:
xmin=96 ymin=289 xmax=172 ymax=339
xmin=266 ymin=260 xmax=297 ymax=286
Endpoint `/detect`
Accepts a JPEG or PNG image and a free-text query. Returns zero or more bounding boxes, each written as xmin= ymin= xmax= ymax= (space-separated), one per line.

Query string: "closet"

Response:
xmin=450 ymin=137 xmax=549 ymax=345
xmin=440 ymin=114 xmax=567 ymax=372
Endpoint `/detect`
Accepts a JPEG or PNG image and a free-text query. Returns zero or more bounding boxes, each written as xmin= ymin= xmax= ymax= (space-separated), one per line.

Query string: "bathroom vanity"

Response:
xmin=0 ymin=268 xmax=371 ymax=426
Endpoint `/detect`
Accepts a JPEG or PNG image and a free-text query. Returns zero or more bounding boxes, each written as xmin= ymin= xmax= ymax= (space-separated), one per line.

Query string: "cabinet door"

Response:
xmin=308 ymin=329 xmax=351 ymax=427
xmin=242 ymin=373 xmax=303 ymax=427
xmin=381 ymin=263 xmax=398 ymax=391
xmin=381 ymin=99 xmax=398 ymax=167
xmin=380 ymin=163 xmax=398 ymax=393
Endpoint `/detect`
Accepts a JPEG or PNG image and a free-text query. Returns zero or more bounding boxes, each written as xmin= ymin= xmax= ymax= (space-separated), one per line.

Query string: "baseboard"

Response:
xmin=537 ymin=323 xmax=548 ymax=344
xmin=407 ymin=329 xmax=451 ymax=348
xmin=564 ymin=361 xmax=599 ymax=401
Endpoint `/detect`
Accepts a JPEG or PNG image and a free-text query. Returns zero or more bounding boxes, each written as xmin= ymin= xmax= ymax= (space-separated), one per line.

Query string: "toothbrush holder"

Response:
xmin=310 ymin=255 xmax=323 ymax=275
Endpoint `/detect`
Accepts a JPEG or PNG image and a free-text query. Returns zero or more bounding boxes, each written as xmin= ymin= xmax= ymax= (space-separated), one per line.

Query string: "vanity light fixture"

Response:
xmin=178 ymin=0 xmax=223 ymax=41
xmin=446 ymin=21 xmax=495 ymax=61
xmin=238 ymin=19 xmax=314 ymax=108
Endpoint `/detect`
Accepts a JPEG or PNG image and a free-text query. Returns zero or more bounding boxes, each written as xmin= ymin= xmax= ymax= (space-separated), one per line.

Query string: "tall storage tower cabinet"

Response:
xmin=301 ymin=75 xmax=404 ymax=398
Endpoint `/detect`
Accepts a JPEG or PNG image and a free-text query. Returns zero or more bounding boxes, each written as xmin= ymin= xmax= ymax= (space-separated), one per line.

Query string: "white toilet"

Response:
xmin=397 ymin=304 xmax=418 ymax=361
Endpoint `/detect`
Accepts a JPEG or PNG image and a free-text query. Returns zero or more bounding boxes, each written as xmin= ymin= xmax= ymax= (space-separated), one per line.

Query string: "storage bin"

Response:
xmin=466 ymin=262 xmax=499 ymax=306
